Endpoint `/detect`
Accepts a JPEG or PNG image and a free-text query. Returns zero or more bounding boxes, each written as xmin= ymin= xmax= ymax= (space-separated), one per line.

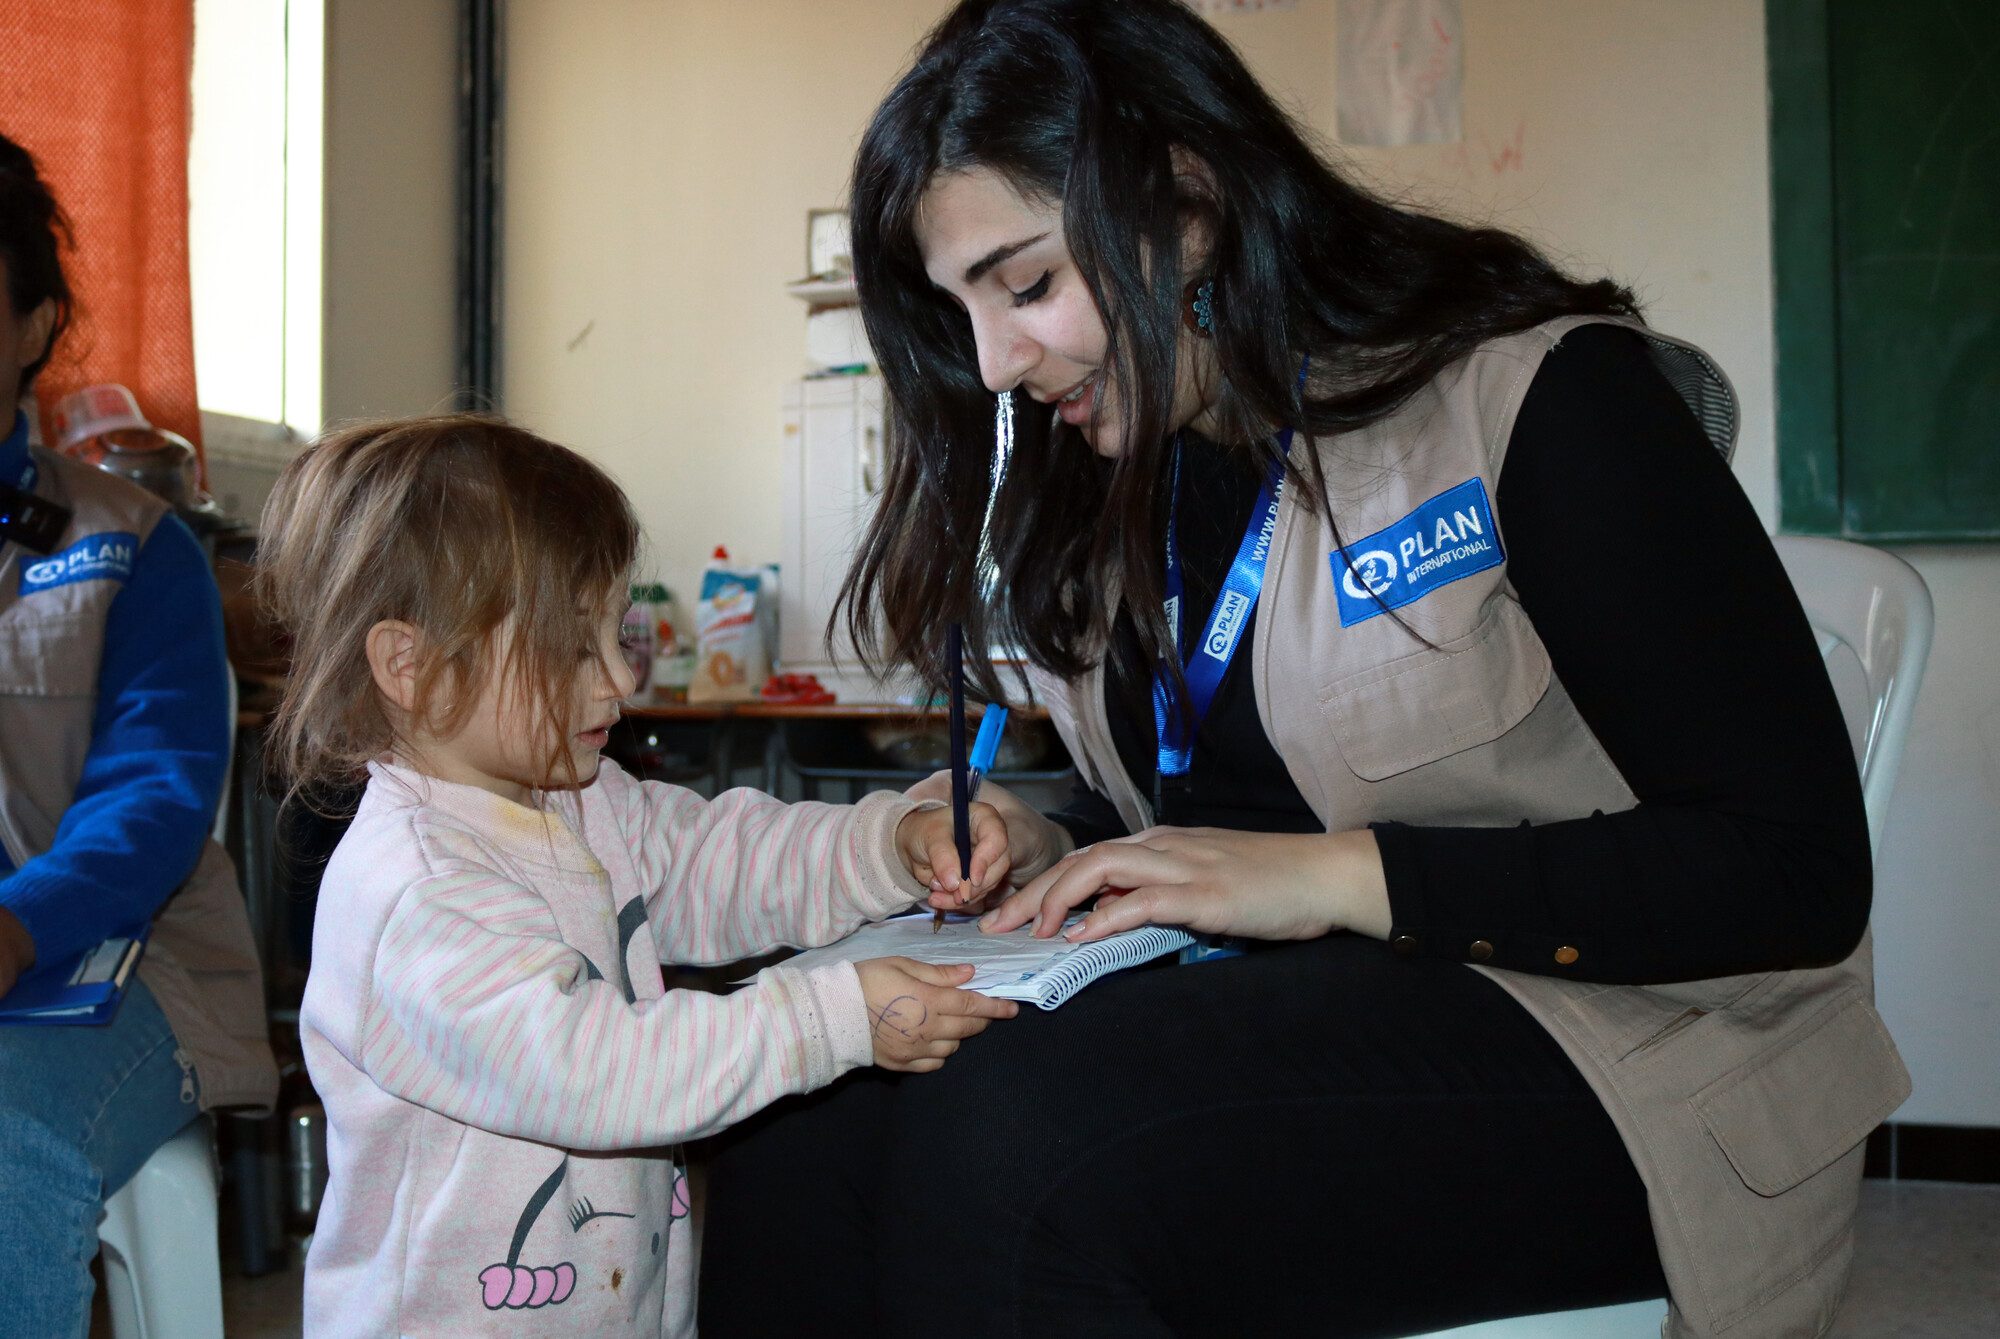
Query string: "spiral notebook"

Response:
xmin=778 ymin=912 xmax=1194 ymax=1011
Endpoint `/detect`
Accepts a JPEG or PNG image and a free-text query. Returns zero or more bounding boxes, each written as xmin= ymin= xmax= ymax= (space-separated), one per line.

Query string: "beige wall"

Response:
xmin=322 ymin=0 xmax=459 ymax=424
xmin=501 ymin=0 xmax=946 ymax=589
xmin=1205 ymin=0 xmax=1776 ymax=515
xmin=501 ymin=0 xmax=1775 ymax=596
xmin=1875 ymin=547 xmax=2000 ymax=1124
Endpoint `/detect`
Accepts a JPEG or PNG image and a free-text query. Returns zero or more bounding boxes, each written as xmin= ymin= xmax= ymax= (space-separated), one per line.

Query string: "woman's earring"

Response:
xmin=1182 ymin=277 xmax=1215 ymax=337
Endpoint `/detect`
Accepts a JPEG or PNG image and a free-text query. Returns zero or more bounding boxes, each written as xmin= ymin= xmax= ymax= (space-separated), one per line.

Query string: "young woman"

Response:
xmin=698 ymin=3 xmax=1908 ymax=1336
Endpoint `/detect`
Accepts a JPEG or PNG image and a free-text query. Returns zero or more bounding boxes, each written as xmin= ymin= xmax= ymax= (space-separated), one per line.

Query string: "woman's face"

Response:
xmin=915 ymin=168 xmax=1213 ymax=457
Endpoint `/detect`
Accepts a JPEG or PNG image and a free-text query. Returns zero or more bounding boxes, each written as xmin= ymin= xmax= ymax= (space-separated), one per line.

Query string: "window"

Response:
xmin=189 ymin=0 xmax=323 ymax=462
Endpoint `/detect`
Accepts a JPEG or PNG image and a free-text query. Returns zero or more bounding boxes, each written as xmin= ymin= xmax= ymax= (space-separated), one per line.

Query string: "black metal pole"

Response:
xmin=456 ymin=0 xmax=501 ymax=409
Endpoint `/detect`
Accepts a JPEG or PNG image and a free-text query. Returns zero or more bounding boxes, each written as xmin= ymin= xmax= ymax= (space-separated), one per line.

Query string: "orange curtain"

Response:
xmin=0 ymin=0 xmax=202 ymax=461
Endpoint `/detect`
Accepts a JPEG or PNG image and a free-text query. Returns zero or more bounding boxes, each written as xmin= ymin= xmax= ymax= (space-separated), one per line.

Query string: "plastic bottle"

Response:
xmin=648 ymin=605 xmax=697 ymax=702
xmin=621 ymin=583 xmax=669 ymax=693
xmin=689 ymin=547 xmax=772 ymax=703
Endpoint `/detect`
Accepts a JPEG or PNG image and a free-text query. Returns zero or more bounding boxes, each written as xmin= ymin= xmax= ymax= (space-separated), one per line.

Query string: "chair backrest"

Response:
xmin=1770 ymin=536 xmax=1934 ymax=855
xmin=213 ymin=670 xmax=239 ymax=846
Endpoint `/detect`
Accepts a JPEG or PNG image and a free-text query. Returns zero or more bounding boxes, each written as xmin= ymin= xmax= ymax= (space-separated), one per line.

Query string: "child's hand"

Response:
xmin=896 ymin=802 xmax=1009 ymax=910
xmin=905 ymin=774 xmax=1074 ymax=895
xmin=854 ymin=957 xmax=1018 ymax=1073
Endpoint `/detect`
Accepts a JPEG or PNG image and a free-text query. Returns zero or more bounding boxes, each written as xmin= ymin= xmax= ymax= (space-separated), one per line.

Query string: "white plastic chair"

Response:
xmin=1772 ymin=536 xmax=1933 ymax=856
xmin=97 ymin=1118 xmax=224 ymax=1339
xmin=94 ymin=673 xmax=241 ymax=1339
xmin=1404 ymin=537 xmax=1933 ymax=1339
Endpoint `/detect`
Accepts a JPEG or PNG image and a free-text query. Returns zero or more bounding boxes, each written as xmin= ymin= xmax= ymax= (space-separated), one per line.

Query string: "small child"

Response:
xmin=258 ymin=415 xmax=1016 ymax=1337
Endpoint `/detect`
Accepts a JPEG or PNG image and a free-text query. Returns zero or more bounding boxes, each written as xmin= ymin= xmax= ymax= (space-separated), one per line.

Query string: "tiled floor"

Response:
xmin=183 ymin=1180 xmax=2000 ymax=1337
xmin=1827 ymin=1182 xmax=2000 ymax=1337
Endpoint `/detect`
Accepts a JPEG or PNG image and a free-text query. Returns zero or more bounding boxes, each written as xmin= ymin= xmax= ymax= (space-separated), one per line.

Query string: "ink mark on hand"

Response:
xmin=871 ymin=995 xmax=926 ymax=1040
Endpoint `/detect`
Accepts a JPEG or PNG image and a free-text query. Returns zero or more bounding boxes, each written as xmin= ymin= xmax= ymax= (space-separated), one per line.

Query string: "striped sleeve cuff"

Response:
xmin=845 ymin=790 xmax=938 ymax=917
xmin=777 ymin=960 xmax=875 ymax=1084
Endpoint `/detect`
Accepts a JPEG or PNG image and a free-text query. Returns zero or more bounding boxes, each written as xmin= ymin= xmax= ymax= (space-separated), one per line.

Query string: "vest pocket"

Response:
xmin=1693 ymin=990 xmax=1911 ymax=1197
xmin=1318 ymin=597 xmax=1551 ymax=781
xmin=1627 ymin=1006 xmax=1708 ymax=1057
xmin=0 ymin=609 xmax=104 ymax=696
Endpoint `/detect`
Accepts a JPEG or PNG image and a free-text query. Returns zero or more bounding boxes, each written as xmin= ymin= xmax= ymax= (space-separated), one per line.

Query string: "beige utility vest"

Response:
xmin=0 ymin=445 xmax=275 ymax=1112
xmin=1030 ymin=316 xmax=1910 ymax=1337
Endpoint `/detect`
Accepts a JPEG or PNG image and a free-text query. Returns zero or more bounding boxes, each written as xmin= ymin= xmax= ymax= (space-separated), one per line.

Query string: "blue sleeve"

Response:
xmin=0 ymin=515 xmax=231 ymax=967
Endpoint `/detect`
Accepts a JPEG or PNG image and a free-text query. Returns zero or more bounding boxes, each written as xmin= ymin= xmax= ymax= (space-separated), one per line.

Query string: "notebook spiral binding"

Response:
xmin=1028 ymin=925 xmax=1197 ymax=1009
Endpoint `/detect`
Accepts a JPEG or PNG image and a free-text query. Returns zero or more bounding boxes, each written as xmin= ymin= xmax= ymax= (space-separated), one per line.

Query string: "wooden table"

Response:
xmin=621 ymin=699 xmax=1045 ymax=721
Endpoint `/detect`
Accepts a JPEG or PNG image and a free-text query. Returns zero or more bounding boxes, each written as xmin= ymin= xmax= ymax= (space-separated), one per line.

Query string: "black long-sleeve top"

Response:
xmin=1049 ymin=325 xmax=1873 ymax=985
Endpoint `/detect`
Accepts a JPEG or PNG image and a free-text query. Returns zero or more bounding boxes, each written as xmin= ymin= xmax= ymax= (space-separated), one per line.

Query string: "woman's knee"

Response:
xmin=0 ymin=1110 xmax=104 ymax=1254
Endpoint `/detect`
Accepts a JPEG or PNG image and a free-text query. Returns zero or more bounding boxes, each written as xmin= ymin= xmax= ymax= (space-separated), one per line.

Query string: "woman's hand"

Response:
xmin=854 ymin=957 xmax=1019 ymax=1073
xmin=981 ymin=826 xmax=1392 ymax=945
xmin=904 ymin=773 xmax=1075 ymax=915
xmin=0 ymin=907 xmax=35 ymax=1000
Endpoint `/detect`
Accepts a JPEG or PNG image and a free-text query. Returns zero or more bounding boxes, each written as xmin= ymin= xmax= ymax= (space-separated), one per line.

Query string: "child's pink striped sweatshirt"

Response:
xmin=300 ymin=757 xmax=926 ymax=1336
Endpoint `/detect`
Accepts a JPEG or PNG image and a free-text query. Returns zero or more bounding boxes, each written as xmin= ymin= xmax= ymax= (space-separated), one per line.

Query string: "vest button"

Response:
xmin=1468 ymin=939 xmax=1494 ymax=961
xmin=1555 ymin=946 xmax=1580 ymax=966
xmin=1391 ymin=934 xmax=1419 ymax=957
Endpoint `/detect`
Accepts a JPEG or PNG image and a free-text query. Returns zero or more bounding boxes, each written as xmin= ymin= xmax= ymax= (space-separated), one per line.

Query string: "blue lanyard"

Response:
xmin=1151 ymin=374 xmax=1306 ymax=803
xmin=3 ymin=417 xmax=35 ymax=564
xmin=6 ymin=412 xmax=31 ymax=491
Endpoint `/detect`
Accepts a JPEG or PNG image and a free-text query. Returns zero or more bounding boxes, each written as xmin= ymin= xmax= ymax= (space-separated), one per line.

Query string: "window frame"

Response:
xmin=189 ymin=0 xmax=323 ymax=447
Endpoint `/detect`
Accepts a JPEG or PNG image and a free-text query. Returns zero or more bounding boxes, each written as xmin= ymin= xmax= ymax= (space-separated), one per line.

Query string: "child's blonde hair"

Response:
xmin=257 ymin=413 xmax=639 ymax=804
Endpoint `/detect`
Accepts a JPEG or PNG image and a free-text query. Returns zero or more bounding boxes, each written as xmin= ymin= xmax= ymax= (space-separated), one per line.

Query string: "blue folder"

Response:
xmin=0 ymin=924 xmax=149 ymax=1026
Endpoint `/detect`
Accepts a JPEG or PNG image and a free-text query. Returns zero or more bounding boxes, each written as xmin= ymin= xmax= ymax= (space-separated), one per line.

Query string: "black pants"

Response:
xmin=699 ymin=936 xmax=1665 ymax=1338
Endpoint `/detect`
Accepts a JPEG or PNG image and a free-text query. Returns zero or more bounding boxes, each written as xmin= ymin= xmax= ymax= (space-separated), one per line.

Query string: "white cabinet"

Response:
xmin=779 ymin=375 xmax=906 ymax=699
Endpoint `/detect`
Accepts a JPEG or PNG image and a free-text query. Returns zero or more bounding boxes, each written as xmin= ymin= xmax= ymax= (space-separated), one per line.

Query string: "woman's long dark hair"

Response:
xmin=0 ymin=132 xmax=75 ymax=391
xmin=838 ymin=0 xmax=1638 ymax=698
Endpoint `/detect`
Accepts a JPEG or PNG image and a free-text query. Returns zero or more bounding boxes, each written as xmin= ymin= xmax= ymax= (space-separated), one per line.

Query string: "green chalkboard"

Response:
xmin=1770 ymin=0 xmax=2000 ymax=540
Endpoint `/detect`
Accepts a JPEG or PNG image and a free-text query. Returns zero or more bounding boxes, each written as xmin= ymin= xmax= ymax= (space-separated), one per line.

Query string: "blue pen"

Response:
xmin=968 ymin=705 xmax=1009 ymax=801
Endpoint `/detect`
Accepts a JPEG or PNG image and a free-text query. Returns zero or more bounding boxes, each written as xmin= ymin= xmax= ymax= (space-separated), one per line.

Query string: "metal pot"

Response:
xmin=65 ymin=426 xmax=202 ymax=508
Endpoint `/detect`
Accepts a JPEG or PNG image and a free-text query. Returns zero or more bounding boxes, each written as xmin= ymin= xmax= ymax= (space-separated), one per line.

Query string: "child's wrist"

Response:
xmin=857 ymin=791 xmax=943 ymax=908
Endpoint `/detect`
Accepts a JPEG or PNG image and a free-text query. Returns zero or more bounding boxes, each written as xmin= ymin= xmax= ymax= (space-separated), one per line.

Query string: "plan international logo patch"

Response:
xmin=1330 ymin=480 xmax=1503 ymax=627
xmin=20 ymin=532 xmax=139 ymax=595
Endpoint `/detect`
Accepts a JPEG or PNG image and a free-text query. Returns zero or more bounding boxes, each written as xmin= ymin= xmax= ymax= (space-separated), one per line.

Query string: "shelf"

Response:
xmin=785 ymin=275 xmax=858 ymax=306
xmin=788 ymin=763 xmax=1073 ymax=783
